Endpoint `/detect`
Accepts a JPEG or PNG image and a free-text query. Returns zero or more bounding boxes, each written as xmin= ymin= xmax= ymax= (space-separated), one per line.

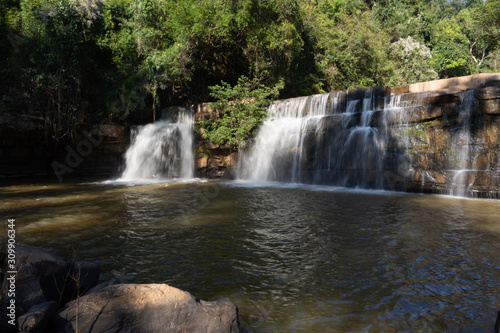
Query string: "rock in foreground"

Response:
xmin=54 ymin=283 xmax=243 ymax=333
xmin=0 ymin=244 xmax=101 ymax=332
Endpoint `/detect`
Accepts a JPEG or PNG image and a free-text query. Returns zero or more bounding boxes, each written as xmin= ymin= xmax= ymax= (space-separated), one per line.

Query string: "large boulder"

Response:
xmin=0 ymin=244 xmax=68 ymax=332
xmin=0 ymin=244 xmax=101 ymax=332
xmin=54 ymin=283 xmax=243 ymax=333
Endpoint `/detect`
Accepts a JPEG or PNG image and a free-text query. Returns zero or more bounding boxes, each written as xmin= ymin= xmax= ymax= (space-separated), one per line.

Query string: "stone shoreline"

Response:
xmin=0 ymin=244 xmax=244 ymax=333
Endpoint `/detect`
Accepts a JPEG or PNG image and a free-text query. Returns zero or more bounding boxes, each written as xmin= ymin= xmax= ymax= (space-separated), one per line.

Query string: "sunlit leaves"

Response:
xmin=2 ymin=0 xmax=500 ymax=135
xmin=390 ymin=36 xmax=438 ymax=84
xmin=311 ymin=10 xmax=394 ymax=89
xmin=430 ymin=16 xmax=471 ymax=77
xmin=199 ymin=76 xmax=283 ymax=148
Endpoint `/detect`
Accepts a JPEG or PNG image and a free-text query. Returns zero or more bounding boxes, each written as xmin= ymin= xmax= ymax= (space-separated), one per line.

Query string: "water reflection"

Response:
xmin=0 ymin=180 xmax=499 ymax=332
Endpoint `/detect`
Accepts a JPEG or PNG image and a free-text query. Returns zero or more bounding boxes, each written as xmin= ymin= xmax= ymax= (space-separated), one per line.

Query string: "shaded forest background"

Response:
xmin=0 ymin=0 xmax=499 ymax=141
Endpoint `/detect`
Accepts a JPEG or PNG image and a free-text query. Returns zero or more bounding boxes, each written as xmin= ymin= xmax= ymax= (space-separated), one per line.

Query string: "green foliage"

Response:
xmin=309 ymin=9 xmax=395 ymax=89
xmin=199 ymin=76 xmax=283 ymax=148
xmin=390 ymin=36 xmax=438 ymax=85
xmin=430 ymin=16 xmax=471 ymax=77
xmin=1 ymin=0 xmax=499 ymax=143
xmin=9 ymin=0 xmax=108 ymax=139
xmin=483 ymin=0 xmax=500 ymax=26
xmin=468 ymin=0 xmax=500 ymax=71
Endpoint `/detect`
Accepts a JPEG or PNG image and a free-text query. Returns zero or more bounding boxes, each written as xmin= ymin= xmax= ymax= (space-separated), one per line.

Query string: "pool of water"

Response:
xmin=1 ymin=178 xmax=499 ymax=332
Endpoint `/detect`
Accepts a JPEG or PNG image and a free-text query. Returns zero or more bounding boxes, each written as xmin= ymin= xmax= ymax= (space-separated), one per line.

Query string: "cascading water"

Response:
xmin=450 ymin=90 xmax=475 ymax=196
xmin=315 ymin=89 xmax=387 ymax=188
xmin=113 ymin=80 xmax=493 ymax=195
xmin=237 ymin=88 xmax=389 ymax=189
xmin=235 ymin=84 xmax=496 ymax=197
xmin=120 ymin=110 xmax=194 ymax=180
xmin=235 ymin=95 xmax=317 ymax=182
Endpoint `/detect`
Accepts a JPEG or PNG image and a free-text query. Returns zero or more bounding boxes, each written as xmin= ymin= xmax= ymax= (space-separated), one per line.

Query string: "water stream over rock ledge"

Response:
xmin=195 ymin=73 xmax=500 ymax=198
xmin=1 ymin=73 xmax=499 ymax=198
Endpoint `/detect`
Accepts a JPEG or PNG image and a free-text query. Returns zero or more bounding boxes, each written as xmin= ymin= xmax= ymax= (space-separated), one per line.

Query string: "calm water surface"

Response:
xmin=1 ymin=178 xmax=499 ymax=332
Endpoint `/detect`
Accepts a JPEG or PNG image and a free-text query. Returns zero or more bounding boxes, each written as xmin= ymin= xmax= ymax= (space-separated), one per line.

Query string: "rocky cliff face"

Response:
xmin=389 ymin=82 xmax=500 ymax=196
xmin=196 ymin=73 xmax=500 ymax=197
xmin=193 ymin=103 xmax=239 ymax=179
xmin=1 ymin=73 xmax=499 ymax=198
xmin=0 ymin=113 xmax=129 ymax=180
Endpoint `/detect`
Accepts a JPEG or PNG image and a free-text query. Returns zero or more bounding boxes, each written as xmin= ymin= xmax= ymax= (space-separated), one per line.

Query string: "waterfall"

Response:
xmin=234 ymin=81 xmax=498 ymax=197
xmin=120 ymin=110 xmax=194 ymax=181
xmin=450 ymin=90 xmax=475 ymax=197
xmin=236 ymin=88 xmax=389 ymax=189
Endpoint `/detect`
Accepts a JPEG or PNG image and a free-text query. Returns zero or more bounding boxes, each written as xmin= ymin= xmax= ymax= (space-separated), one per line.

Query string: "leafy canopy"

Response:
xmin=199 ymin=76 xmax=283 ymax=148
xmin=1 ymin=0 xmax=499 ymax=140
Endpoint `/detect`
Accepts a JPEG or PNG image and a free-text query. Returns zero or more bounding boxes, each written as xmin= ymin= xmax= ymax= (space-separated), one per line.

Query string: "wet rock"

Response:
xmin=18 ymin=301 xmax=58 ymax=333
xmin=475 ymin=86 xmax=500 ymax=100
xmin=479 ymin=99 xmax=500 ymax=115
xmin=54 ymin=283 xmax=243 ymax=333
xmin=0 ymin=244 xmax=68 ymax=332
xmin=389 ymin=85 xmax=410 ymax=95
xmin=423 ymin=93 xmax=460 ymax=106
xmin=195 ymin=152 xmax=239 ymax=178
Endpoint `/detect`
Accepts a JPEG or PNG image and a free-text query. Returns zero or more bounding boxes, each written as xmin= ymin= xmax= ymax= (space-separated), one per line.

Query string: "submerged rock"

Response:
xmin=54 ymin=283 xmax=243 ymax=333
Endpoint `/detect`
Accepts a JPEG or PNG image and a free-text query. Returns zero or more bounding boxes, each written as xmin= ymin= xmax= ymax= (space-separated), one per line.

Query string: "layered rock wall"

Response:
xmin=1 ymin=73 xmax=499 ymax=198
xmin=386 ymin=77 xmax=500 ymax=197
xmin=194 ymin=73 xmax=500 ymax=197
xmin=0 ymin=114 xmax=128 ymax=179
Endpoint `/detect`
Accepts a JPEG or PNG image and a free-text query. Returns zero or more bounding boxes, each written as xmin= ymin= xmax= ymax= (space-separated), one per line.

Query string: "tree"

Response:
xmin=0 ymin=0 xmax=21 ymax=110
xmin=13 ymin=0 xmax=106 ymax=140
xmin=457 ymin=7 xmax=497 ymax=70
xmin=2 ymin=0 xmax=500 ymax=137
xmin=198 ymin=76 xmax=283 ymax=148
xmin=430 ymin=16 xmax=471 ymax=77
xmin=429 ymin=0 xmax=499 ymax=77
xmin=310 ymin=9 xmax=395 ymax=89
xmin=390 ymin=36 xmax=438 ymax=85
xmin=471 ymin=0 xmax=500 ymax=71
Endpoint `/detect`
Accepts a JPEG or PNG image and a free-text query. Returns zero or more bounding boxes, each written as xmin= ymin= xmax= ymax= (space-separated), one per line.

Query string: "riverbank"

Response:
xmin=0 ymin=243 xmax=243 ymax=333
